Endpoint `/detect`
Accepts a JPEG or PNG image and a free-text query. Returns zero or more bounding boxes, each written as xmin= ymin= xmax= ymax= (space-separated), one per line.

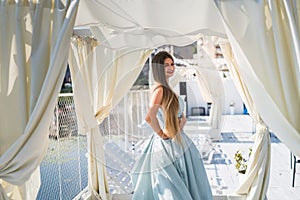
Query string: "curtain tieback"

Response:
xmin=256 ymin=121 xmax=268 ymax=132
xmin=94 ymin=103 xmax=112 ymax=124
xmin=251 ymin=121 xmax=269 ymax=140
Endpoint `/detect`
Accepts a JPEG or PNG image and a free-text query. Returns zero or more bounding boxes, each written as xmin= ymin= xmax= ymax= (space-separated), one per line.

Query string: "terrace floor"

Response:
xmin=112 ymin=115 xmax=300 ymax=200
xmin=39 ymin=114 xmax=300 ymax=200
xmin=205 ymin=115 xmax=300 ymax=200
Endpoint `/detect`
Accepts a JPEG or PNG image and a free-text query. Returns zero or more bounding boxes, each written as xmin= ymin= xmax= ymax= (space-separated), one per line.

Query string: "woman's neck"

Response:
xmin=154 ymin=79 xmax=169 ymax=86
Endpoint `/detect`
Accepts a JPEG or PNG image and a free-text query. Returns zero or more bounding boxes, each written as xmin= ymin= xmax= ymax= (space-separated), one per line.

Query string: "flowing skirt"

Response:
xmin=131 ymin=131 xmax=213 ymax=200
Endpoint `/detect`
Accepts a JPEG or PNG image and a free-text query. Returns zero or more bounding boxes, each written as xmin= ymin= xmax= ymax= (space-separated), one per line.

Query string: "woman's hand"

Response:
xmin=157 ymin=129 xmax=170 ymax=140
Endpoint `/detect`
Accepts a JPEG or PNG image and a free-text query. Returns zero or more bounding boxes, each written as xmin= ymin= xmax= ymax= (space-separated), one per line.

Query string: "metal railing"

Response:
xmin=49 ymin=93 xmax=78 ymax=139
xmin=38 ymin=93 xmax=88 ymax=200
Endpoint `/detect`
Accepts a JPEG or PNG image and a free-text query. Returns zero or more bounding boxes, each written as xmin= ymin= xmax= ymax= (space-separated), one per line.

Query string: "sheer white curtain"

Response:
xmin=215 ymin=0 xmax=300 ymax=157
xmin=215 ymin=0 xmax=300 ymax=199
xmin=194 ymin=46 xmax=224 ymax=140
xmin=0 ymin=0 xmax=79 ymax=199
xmin=193 ymin=68 xmax=223 ymax=140
xmin=221 ymin=43 xmax=271 ymax=200
xmin=69 ymin=36 xmax=152 ymax=199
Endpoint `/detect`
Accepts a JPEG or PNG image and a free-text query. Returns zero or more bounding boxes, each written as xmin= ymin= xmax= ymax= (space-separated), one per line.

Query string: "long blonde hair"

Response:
xmin=152 ymin=51 xmax=181 ymax=141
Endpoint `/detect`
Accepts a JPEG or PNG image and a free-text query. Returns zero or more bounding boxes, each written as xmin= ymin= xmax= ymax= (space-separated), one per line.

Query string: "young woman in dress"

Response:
xmin=132 ymin=51 xmax=212 ymax=200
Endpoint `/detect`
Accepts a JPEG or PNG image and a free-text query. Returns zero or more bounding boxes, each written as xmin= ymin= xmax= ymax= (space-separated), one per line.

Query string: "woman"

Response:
xmin=132 ymin=51 xmax=212 ymax=200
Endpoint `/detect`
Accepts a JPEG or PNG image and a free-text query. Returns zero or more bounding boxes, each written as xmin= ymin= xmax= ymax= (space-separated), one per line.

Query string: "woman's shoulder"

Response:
xmin=150 ymin=83 xmax=164 ymax=93
xmin=149 ymin=84 xmax=163 ymax=105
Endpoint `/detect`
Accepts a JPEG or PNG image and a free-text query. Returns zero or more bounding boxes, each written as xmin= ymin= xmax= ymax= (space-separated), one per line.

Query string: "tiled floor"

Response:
xmin=202 ymin=115 xmax=300 ymax=200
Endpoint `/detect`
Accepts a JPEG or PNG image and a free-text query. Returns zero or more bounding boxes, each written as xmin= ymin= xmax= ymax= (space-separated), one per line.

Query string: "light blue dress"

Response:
xmin=132 ymin=97 xmax=213 ymax=200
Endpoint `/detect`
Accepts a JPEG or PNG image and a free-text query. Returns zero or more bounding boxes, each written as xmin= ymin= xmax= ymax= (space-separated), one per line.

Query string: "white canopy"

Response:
xmin=74 ymin=0 xmax=226 ymax=48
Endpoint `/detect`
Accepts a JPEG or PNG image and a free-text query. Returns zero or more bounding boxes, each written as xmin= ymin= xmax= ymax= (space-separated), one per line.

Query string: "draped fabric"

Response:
xmin=75 ymin=0 xmax=226 ymax=49
xmin=193 ymin=70 xmax=223 ymax=140
xmin=194 ymin=43 xmax=224 ymax=140
xmin=215 ymin=0 xmax=300 ymax=157
xmin=68 ymin=36 xmax=152 ymax=199
xmin=221 ymin=43 xmax=271 ymax=200
xmin=0 ymin=0 xmax=79 ymax=199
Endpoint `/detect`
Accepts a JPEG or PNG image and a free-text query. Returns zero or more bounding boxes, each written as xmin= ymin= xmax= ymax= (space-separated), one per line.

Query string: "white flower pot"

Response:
xmin=238 ymin=173 xmax=246 ymax=184
xmin=230 ymin=106 xmax=235 ymax=115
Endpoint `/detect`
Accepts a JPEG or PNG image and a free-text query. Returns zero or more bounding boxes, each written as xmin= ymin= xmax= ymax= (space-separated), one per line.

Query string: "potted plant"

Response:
xmin=234 ymin=148 xmax=252 ymax=183
xmin=234 ymin=148 xmax=252 ymax=174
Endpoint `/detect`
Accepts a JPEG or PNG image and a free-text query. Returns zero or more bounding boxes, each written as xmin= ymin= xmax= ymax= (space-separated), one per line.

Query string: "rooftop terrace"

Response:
xmin=39 ymin=114 xmax=300 ymax=200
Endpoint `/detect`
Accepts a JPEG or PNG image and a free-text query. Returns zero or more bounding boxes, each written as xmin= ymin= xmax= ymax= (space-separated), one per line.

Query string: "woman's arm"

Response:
xmin=179 ymin=113 xmax=187 ymax=130
xmin=145 ymin=86 xmax=169 ymax=139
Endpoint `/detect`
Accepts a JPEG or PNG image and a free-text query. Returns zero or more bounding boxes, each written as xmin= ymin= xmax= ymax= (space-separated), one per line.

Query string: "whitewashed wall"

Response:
xmin=177 ymin=75 xmax=244 ymax=116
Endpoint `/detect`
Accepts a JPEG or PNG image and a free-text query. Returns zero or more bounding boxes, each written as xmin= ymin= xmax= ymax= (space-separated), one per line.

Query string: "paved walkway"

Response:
xmin=201 ymin=115 xmax=300 ymax=200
